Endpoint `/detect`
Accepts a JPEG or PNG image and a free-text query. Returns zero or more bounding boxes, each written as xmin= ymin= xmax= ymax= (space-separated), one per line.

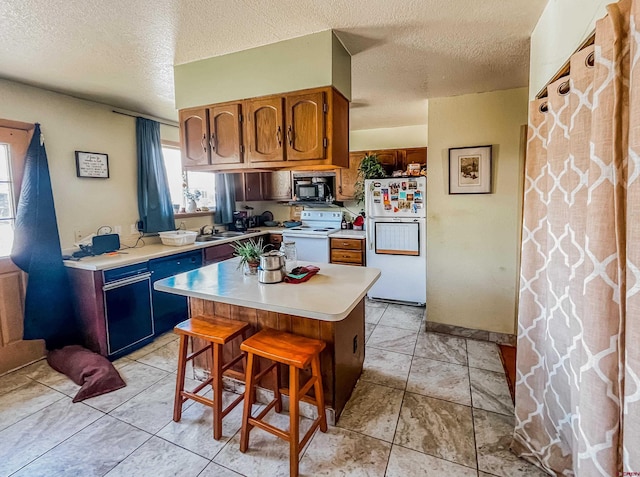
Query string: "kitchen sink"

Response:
xmin=212 ymin=231 xmax=247 ymax=238
xmin=195 ymin=231 xmax=249 ymax=242
xmin=195 ymin=235 xmax=225 ymax=242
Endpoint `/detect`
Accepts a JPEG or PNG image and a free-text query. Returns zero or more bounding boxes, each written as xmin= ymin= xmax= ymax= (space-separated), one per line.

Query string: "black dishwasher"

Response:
xmin=103 ymin=262 xmax=154 ymax=358
xmin=149 ymin=250 xmax=203 ymax=336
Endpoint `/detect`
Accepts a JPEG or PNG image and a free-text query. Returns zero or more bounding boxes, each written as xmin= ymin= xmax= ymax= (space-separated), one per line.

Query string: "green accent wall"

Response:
xmin=174 ymin=30 xmax=351 ymax=109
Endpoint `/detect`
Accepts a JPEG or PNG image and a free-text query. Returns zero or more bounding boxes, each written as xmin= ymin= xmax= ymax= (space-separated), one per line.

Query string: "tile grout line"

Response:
xmin=5 ymin=407 xmax=106 ymax=476
xmin=0 ymin=382 xmax=68 ymax=434
xmin=466 ymin=338 xmax=482 ymax=474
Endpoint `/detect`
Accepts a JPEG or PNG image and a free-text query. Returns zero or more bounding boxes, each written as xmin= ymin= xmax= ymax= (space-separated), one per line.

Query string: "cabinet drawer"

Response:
xmin=330 ymin=238 xmax=362 ymax=250
xmin=331 ymin=249 xmax=363 ymax=264
xmin=269 ymin=233 xmax=283 ymax=245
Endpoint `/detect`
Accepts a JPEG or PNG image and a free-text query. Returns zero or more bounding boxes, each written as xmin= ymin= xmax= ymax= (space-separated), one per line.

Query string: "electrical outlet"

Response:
xmin=130 ymin=224 xmax=138 ymax=235
xmin=74 ymin=230 xmax=83 ymax=242
xmin=114 ymin=225 xmax=122 ymax=235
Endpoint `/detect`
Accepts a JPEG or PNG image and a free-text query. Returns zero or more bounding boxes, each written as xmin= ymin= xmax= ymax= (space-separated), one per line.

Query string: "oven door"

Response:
xmin=282 ymin=232 xmax=330 ymax=263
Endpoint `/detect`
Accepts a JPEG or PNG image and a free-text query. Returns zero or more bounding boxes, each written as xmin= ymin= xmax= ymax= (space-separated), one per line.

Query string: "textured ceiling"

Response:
xmin=0 ymin=0 xmax=547 ymax=130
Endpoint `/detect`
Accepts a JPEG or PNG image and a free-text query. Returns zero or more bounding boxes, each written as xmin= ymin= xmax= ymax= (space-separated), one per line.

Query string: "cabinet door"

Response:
xmin=179 ymin=108 xmax=209 ymax=167
xmin=204 ymin=244 xmax=235 ymax=265
xmin=262 ymin=171 xmax=292 ymax=201
xmin=337 ymin=152 xmax=363 ymax=200
xmin=372 ymin=149 xmax=399 ymax=174
xmin=284 ymin=91 xmax=325 ymax=161
xmin=244 ymin=172 xmax=264 ymax=201
xmin=402 ymin=147 xmax=427 ymax=171
xmin=209 ymin=103 xmax=243 ymax=165
xmin=233 ymin=173 xmax=264 ymax=201
xmin=233 ymin=173 xmax=245 ymax=202
xmin=246 ymin=97 xmax=284 ymax=163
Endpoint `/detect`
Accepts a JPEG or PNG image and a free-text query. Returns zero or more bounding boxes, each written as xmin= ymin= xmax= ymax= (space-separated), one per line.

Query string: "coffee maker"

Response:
xmin=230 ymin=211 xmax=248 ymax=231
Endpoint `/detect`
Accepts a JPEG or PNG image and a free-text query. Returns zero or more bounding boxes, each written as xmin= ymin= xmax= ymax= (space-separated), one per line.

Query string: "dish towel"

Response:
xmin=284 ymin=266 xmax=320 ymax=284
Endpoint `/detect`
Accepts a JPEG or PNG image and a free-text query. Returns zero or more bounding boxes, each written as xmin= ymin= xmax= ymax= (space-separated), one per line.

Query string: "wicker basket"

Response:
xmin=158 ymin=230 xmax=197 ymax=246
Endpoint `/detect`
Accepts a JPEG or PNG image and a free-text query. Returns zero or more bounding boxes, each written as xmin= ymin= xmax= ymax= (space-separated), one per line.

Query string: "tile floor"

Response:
xmin=0 ymin=301 xmax=546 ymax=477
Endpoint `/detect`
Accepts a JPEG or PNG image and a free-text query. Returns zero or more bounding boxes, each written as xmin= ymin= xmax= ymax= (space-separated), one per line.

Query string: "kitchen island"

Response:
xmin=154 ymin=258 xmax=380 ymax=419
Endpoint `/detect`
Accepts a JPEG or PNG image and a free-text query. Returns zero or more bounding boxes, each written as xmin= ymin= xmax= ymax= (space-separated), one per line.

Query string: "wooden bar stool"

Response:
xmin=173 ymin=315 xmax=250 ymax=440
xmin=239 ymin=328 xmax=327 ymax=477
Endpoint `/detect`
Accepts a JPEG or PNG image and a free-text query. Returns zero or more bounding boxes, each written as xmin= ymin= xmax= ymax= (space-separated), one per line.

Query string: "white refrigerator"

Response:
xmin=365 ymin=177 xmax=426 ymax=305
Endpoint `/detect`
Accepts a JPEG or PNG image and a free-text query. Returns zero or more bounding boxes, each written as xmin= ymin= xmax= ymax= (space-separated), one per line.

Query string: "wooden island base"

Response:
xmin=188 ymin=297 xmax=365 ymax=420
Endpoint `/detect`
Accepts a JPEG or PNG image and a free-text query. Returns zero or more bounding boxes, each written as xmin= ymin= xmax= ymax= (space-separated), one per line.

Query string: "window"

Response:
xmin=0 ymin=125 xmax=30 ymax=258
xmin=0 ymin=144 xmax=15 ymax=256
xmin=161 ymin=143 xmax=216 ymax=213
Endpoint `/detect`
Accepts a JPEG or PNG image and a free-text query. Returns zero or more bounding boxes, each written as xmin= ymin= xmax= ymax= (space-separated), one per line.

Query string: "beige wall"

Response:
xmin=349 ymin=125 xmax=428 ymax=151
xmin=0 ymin=79 xmax=201 ymax=250
xmin=426 ymin=88 xmax=528 ymax=334
xmin=529 ymin=0 xmax=609 ymax=99
xmin=174 ymin=30 xmax=351 ymax=109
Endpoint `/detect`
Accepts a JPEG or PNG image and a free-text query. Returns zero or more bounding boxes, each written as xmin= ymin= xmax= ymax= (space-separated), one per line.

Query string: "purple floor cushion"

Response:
xmin=47 ymin=345 xmax=126 ymax=402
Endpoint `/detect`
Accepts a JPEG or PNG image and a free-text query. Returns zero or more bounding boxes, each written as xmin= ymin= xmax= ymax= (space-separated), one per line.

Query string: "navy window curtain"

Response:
xmin=10 ymin=124 xmax=80 ymax=350
xmin=136 ymin=118 xmax=174 ymax=233
xmin=214 ymin=173 xmax=236 ymax=225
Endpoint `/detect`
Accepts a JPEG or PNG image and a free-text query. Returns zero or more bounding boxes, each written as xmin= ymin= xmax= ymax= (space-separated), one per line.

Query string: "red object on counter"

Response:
xmin=284 ymin=266 xmax=320 ymax=284
xmin=353 ymin=215 xmax=364 ymax=227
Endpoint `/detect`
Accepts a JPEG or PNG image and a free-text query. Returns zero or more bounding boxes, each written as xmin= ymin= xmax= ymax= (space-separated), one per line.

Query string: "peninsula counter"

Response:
xmin=154 ymin=258 xmax=381 ymax=418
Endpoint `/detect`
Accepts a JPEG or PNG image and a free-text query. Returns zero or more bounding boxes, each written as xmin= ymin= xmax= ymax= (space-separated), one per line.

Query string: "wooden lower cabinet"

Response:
xmin=0 ymin=260 xmax=45 ymax=374
xmin=204 ymin=244 xmax=235 ymax=265
xmin=189 ymin=297 xmax=365 ymax=419
xmin=268 ymin=233 xmax=283 ymax=249
xmin=330 ymin=238 xmax=366 ymax=266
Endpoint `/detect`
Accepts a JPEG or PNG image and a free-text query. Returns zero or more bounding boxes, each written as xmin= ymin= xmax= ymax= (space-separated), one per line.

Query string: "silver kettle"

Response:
xmin=258 ymin=251 xmax=285 ymax=284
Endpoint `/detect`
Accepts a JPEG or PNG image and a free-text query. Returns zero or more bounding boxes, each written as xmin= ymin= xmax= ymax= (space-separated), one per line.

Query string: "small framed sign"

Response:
xmin=75 ymin=151 xmax=109 ymax=178
xmin=448 ymin=145 xmax=492 ymax=194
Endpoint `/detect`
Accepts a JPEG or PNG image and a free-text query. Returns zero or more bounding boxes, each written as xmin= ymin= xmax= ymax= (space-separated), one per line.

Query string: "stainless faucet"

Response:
xmin=199 ymin=224 xmax=214 ymax=235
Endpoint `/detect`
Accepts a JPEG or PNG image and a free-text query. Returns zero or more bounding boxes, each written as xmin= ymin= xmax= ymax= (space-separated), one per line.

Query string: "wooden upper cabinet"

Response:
xmin=401 ymin=147 xmax=427 ymax=171
xmin=374 ymin=149 xmax=399 ymax=174
xmin=244 ymin=172 xmax=264 ymax=201
xmin=245 ymin=97 xmax=284 ymax=164
xmin=233 ymin=172 xmax=264 ymax=201
xmin=336 ymin=152 xmax=363 ymax=200
xmin=284 ymin=91 xmax=325 ymax=161
xmin=179 ymin=107 xmax=209 ymax=167
xmin=208 ymin=103 xmax=243 ymax=165
xmin=262 ymin=171 xmax=292 ymax=200
xmin=179 ymin=86 xmax=349 ymax=171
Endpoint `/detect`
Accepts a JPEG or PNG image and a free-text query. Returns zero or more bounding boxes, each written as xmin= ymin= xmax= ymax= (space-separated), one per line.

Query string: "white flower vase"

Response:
xmin=186 ymin=199 xmax=197 ymax=213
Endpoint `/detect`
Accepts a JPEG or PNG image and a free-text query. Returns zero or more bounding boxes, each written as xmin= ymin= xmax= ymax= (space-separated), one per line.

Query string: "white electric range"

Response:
xmin=281 ymin=210 xmax=343 ymax=263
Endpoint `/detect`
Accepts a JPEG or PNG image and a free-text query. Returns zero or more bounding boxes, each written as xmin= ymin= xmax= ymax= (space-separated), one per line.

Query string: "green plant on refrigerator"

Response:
xmin=354 ymin=154 xmax=386 ymax=204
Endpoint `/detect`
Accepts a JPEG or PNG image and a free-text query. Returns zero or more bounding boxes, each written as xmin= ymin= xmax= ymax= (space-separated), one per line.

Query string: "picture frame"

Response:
xmin=448 ymin=145 xmax=492 ymax=194
xmin=75 ymin=151 xmax=109 ymax=178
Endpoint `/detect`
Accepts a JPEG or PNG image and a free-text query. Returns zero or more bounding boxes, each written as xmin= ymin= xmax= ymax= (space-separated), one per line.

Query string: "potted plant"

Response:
xmin=354 ymin=153 xmax=386 ymax=204
xmin=232 ymin=237 xmax=265 ymax=275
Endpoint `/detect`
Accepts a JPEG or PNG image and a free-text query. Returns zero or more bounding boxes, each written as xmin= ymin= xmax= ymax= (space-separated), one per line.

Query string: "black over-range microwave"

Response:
xmin=293 ymin=172 xmax=335 ymax=202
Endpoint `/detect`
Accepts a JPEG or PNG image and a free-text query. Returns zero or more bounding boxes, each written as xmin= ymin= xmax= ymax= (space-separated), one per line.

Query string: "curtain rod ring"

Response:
xmin=539 ymin=102 xmax=548 ymax=113
xmin=586 ymin=52 xmax=595 ymax=67
xmin=558 ymin=81 xmax=570 ymax=96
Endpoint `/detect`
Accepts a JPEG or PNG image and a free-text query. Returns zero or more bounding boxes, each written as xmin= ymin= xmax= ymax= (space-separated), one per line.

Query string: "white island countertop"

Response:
xmin=154 ymin=257 xmax=381 ymax=322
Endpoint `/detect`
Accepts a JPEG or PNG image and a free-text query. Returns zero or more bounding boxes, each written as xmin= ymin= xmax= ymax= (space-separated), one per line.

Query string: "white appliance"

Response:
xmin=281 ymin=210 xmax=343 ymax=263
xmin=365 ymin=176 xmax=427 ymax=305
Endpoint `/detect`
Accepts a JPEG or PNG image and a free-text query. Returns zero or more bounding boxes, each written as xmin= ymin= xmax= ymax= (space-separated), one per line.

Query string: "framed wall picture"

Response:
xmin=75 ymin=151 xmax=109 ymax=178
xmin=448 ymin=145 xmax=492 ymax=194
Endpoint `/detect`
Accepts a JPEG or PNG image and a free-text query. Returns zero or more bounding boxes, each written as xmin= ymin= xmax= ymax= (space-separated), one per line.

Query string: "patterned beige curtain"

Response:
xmin=513 ymin=0 xmax=640 ymax=475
